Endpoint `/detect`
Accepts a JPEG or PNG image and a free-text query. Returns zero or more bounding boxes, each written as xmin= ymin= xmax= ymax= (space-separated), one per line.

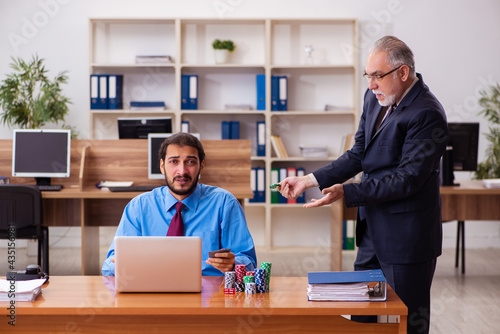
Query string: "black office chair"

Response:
xmin=0 ymin=185 xmax=49 ymax=275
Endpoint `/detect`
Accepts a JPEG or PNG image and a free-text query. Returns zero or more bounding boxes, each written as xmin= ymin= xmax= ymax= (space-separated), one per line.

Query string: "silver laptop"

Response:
xmin=114 ymin=236 xmax=202 ymax=293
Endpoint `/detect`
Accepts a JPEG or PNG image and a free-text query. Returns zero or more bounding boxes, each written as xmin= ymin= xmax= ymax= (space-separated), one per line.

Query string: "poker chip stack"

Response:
xmin=260 ymin=262 xmax=272 ymax=292
xmin=234 ymin=264 xmax=246 ymax=292
xmin=245 ymin=282 xmax=257 ymax=294
xmin=224 ymin=271 xmax=236 ymax=294
xmin=254 ymin=268 xmax=267 ymax=293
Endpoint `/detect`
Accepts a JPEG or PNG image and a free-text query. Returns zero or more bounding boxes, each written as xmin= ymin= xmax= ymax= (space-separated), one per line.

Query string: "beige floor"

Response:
xmin=1 ymin=246 xmax=499 ymax=333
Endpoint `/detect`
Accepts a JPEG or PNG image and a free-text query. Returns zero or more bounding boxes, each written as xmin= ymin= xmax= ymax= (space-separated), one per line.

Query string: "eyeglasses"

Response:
xmin=363 ymin=65 xmax=403 ymax=81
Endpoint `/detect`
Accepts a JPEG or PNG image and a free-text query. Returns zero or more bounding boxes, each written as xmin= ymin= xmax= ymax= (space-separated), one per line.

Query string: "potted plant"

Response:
xmin=0 ymin=55 xmax=72 ymax=130
xmin=474 ymin=83 xmax=500 ymax=179
xmin=212 ymin=39 xmax=236 ymax=64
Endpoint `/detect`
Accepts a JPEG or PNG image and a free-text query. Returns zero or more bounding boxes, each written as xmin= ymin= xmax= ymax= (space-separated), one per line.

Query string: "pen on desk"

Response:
xmin=269 ymin=183 xmax=281 ymax=189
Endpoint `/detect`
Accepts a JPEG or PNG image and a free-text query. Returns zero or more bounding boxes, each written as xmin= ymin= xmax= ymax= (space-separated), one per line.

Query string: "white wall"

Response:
xmin=1 ymin=0 xmax=499 ymax=249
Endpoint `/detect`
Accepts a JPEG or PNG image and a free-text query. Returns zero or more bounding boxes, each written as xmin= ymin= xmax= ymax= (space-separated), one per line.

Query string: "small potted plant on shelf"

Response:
xmin=0 ymin=55 xmax=74 ymax=131
xmin=212 ymin=39 xmax=236 ymax=64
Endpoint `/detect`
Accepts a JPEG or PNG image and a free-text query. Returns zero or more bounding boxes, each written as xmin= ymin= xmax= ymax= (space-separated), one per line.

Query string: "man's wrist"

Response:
xmin=306 ymin=173 xmax=319 ymax=188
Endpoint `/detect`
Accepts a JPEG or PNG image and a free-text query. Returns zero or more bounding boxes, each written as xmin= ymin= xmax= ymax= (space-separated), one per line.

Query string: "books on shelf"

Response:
xmin=307 ymin=269 xmax=387 ymax=302
xmin=130 ymin=101 xmax=166 ymax=111
xmin=270 ymin=135 xmax=289 ymax=158
xmin=339 ymin=133 xmax=354 ymax=155
xmin=299 ymin=144 xmax=328 ymax=159
xmin=135 ymin=55 xmax=173 ymax=64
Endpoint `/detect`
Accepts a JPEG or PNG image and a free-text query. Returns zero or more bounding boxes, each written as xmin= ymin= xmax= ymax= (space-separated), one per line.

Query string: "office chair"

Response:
xmin=0 ymin=185 xmax=49 ymax=275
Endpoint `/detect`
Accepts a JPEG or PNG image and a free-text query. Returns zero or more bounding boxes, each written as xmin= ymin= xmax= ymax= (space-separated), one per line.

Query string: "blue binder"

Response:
xmin=181 ymin=121 xmax=190 ymax=133
xmin=98 ymin=75 xmax=108 ymax=109
xmin=230 ymin=121 xmax=240 ymax=139
xmin=257 ymin=121 xmax=265 ymax=156
xmin=188 ymin=75 xmax=198 ymax=110
xmin=256 ymin=74 xmax=265 ymax=110
xmin=181 ymin=75 xmax=190 ymax=110
xmin=90 ymin=75 xmax=99 ymax=110
xmin=271 ymin=76 xmax=279 ymax=111
xmin=108 ymin=75 xmax=123 ymax=109
xmin=278 ymin=76 xmax=288 ymax=111
xmin=256 ymin=167 xmax=265 ymax=202
xmin=249 ymin=167 xmax=257 ymax=203
xmin=221 ymin=121 xmax=231 ymax=139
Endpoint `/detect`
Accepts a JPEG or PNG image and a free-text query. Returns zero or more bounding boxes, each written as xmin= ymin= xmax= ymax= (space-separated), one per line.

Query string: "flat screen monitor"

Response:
xmin=441 ymin=122 xmax=479 ymax=186
xmin=118 ymin=117 xmax=172 ymax=139
xmin=12 ymin=129 xmax=71 ymax=186
xmin=148 ymin=133 xmax=200 ymax=179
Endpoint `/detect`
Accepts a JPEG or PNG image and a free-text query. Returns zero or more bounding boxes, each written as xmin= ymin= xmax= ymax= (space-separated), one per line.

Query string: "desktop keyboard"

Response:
xmin=37 ymin=184 xmax=63 ymax=191
xmin=107 ymin=185 xmax=159 ymax=192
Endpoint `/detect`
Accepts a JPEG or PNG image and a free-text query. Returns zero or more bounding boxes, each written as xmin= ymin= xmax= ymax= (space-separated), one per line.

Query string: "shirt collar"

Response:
xmin=164 ymin=183 xmax=201 ymax=213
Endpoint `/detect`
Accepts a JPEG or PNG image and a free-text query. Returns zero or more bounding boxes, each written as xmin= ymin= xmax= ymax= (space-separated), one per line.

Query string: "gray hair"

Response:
xmin=370 ymin=36 xmax=416 ymax=78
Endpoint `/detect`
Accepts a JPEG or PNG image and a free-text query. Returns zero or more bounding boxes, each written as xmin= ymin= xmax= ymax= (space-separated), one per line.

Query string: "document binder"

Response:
xmin=108 ymin=75 xmax=123 ymax=109
xmin=278 ymin=76 xmax=288 ymax=111
xmin=249 ymin=167 xmax=257 ymax=203
xmin=189 ymin=75 xmax=198 ymax=110
xmin=256 ymin=167 xmax=265 ymax=202
xmin=296 ymin=168 xmax=306 ymax=203
xmin=271 ymin=76 xmax=279 ymax=111
xmin=181 ymin=75 xmax=190 ymax=110
xmin=98 ymin=75 xmax=108 ymax=109
xmin=307 ymin=269 xmax=387 ymax=301
xmin=90 ymin=75 xmax=99 ymax=109
xmin=257 ymin=121 xmax=265 ymax=156
xmin=230 ymin=121 xmax=240 ymax=139
xmin=270 ymin=168 xmax=279 ymax=204
xmin=278 ymin=167 xmax=287 ymax=204
xmin=256 ymin=74 xmax=265 ymax=110
xmin=221 ymin=121 xmax=231 ymax=139
xmin=181 ymin=121 xmax=190 ymax=133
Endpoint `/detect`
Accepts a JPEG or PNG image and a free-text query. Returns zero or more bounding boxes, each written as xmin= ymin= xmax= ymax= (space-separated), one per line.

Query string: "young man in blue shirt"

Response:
xmin=102 ymin=132 xmax=257 ymax=276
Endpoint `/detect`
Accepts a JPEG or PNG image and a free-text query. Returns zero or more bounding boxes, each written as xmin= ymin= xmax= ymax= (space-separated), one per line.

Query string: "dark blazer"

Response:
xmin=313 ymin=74 xmax=448 ymax=264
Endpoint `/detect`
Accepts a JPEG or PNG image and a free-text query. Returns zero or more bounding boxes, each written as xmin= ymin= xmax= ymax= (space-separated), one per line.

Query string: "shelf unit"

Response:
xmin=89 ymin=18 xmax=359 ymax=269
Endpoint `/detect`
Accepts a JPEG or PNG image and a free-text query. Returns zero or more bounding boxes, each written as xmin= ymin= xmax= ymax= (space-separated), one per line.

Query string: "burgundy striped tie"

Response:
xmin=167 ymin=202 xmax=185 ymax=236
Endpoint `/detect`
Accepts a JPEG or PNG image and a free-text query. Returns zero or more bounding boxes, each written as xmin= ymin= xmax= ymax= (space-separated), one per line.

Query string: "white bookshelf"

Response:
xmin=88 ymin=18 xmax=359 ymax=268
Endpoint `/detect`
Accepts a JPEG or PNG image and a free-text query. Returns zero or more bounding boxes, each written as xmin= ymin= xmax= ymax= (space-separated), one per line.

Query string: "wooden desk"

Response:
xmin=0 ymin=276 xmax=407 ymax=334
xmin=333 ymin=180 xmax=500 ymax=272
xmin=0 ymin=139 xmax=252 ymax=275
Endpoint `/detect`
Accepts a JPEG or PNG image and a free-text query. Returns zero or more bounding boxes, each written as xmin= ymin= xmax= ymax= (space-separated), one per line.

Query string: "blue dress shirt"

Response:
xmin=102 ymin=183 xmax=257 ymax=276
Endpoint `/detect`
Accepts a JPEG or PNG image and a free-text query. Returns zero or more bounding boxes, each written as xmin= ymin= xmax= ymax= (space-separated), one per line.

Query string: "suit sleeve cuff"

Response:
xmin=308 ymin=173 xmax=319 ymax=187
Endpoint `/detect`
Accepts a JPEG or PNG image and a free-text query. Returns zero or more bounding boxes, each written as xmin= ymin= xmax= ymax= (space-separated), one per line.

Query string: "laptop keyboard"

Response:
xmin=107 ymin=185 xmax=159 ymax=192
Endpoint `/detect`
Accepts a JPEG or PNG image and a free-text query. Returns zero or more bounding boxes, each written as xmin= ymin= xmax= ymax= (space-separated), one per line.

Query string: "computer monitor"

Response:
xmin=148 ymin=133 xmax=200 ymax=179
xmin=12 ymin=129 xmax=71 ymax=186
xmin=118 ymin=117 xmax=172 ymax=139
xmin=441 ymin=122 xmax=479 ymax=186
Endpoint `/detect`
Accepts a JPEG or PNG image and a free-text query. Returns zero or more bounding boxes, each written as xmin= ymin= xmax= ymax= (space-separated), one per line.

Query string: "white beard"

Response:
xmin=372 ymin=90 xmax=396 ymax=107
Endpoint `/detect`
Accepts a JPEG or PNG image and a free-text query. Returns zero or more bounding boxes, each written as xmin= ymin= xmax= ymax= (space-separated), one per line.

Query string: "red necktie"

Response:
xmin=167 ymin=202 xmax=185 ymax=236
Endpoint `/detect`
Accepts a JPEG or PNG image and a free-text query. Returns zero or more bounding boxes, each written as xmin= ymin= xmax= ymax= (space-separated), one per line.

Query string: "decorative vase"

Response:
xmin=214 ymin=49 xmax=229 ymax=64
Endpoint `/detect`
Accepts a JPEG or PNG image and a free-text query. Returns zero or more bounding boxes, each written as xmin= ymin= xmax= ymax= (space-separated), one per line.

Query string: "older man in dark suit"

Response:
xmin=279 ymin=35 xmax=448 ymax=334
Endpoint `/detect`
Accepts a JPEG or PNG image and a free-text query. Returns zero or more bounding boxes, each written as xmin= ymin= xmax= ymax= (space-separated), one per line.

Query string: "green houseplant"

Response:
xmin=212 ymin=39 xmax=236 ymax=64
xmin=0 ymin=55 xmax=72 ymax=130
xmin=474 ymin=83 xmax=500 ymax=179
